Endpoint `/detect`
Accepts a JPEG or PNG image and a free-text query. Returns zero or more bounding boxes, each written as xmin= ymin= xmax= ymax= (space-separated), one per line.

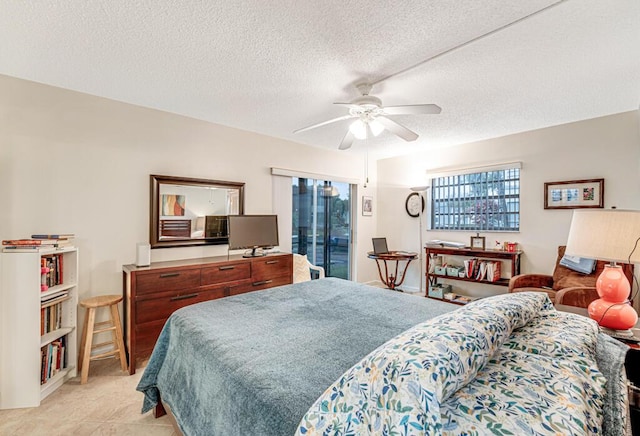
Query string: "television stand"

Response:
xmin=243 ymin=247 xmax=266 ymax=258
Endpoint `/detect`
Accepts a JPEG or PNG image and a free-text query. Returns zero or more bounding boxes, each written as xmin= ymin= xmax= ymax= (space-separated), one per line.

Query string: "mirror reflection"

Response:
xmin=150 ymin=175 xmax=245 ymax=248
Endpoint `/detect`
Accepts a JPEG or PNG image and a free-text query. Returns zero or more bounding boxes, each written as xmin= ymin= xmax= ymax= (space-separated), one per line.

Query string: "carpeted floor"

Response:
xmin=0 ymin=358 xmax=176 ymax=436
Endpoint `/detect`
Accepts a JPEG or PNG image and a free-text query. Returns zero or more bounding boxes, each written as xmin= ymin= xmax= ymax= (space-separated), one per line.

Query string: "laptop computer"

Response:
xmin=372 ymin=237 xmax=389 ymax=255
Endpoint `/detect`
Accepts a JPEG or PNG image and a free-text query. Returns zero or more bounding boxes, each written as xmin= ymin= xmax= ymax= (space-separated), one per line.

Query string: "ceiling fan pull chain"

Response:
xmin=363 ymin=145 xmax=369 ymax=188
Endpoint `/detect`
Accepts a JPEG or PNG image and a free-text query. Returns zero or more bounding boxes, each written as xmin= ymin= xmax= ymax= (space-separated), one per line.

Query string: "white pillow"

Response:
xmin=292 ymin=254 xmax=311 ymax=283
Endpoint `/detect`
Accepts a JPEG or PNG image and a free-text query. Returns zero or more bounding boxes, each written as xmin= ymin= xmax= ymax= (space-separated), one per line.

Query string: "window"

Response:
xmin=430 ymin=167 xmax=520 ymax=231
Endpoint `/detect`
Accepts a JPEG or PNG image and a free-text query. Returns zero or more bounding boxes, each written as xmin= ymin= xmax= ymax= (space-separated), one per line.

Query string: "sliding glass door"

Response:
xmin=292 ymin=178 xmax=352 ymax=279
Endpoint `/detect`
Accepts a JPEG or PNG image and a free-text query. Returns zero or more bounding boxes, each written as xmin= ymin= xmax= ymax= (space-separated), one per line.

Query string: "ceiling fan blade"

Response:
xmin=333 ymin=103 xmax=363 ymax=111
xmin=383 ymin=104 xmax=442 ymax=115
xmin=338 ymin=130 xmax=355 ymax=150
xmin=294 ymin=114 xmax=355 ymax=134
xmin=376 ymin=116 xmax=419 ymax=142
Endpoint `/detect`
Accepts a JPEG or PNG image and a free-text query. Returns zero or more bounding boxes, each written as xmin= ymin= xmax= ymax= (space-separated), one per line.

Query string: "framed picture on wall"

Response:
xmin=362 ymin=196 xmax=373 ymax=216
xmin=544 ymin=178 xmax=604 ymax=209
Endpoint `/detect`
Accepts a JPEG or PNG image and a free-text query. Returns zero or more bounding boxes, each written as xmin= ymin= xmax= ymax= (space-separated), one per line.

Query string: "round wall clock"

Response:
xmin=405 ymin=192 xmax=424 ymax=217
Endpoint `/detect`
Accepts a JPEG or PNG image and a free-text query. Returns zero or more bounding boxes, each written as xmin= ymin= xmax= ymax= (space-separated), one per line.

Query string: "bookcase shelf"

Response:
xmin=41 ymin=282 xmax=77 ymax=297
xmin=428 ymin=273 xmax=511 ymax=287
xmin=40 ymin=366 xmax=76 ymax=400
xmin=0 ymin=247 xmax=78 ymax=409
xmin=425 ymin=246 xmax=522 ymax=301
xmin=41 ymin=327 xmax=75 ymax=348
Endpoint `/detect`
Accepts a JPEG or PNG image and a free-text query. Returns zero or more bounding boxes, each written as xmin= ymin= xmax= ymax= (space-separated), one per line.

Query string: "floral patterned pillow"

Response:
xmin=440 ymin=309 xmax=606 ymax=435
xmin=296 ymin=292 xmax=553 ymax=435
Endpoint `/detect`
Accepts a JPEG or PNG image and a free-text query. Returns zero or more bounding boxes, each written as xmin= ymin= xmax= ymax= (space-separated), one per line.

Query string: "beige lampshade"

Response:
xmin=565 ymin=209 xmax=640 ymax=264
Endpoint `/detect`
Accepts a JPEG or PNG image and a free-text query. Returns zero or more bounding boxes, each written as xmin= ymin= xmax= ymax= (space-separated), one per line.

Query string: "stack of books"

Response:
xmin=40 ymin=337 xmax=66 ymax=385
xmin=463 ymin=258 xmax=502 ymax=282
xmin=2 ymin=234 xmax=75 ymax=252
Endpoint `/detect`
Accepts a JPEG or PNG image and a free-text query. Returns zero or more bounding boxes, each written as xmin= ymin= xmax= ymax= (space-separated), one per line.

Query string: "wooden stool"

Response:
xmin=78 ymin=295 xmax=128 ymax=384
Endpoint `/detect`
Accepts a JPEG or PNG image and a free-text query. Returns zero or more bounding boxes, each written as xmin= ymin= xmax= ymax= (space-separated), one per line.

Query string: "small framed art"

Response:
xmin=544 ymin=178 xmax=604 ymax=209
xmin=470 ymin=234 xmax=486 ymax=250
xmin=362 ymin=196 xmax=373 ymax=216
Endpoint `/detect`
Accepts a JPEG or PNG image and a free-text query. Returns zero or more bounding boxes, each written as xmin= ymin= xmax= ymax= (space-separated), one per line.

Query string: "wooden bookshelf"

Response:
xmin=425 ymin=246 xmax=522 ymax=300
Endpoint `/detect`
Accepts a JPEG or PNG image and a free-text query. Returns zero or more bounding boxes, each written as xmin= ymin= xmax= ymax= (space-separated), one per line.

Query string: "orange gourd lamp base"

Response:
xmin=588 ymin=265 xmax=638 ymax=330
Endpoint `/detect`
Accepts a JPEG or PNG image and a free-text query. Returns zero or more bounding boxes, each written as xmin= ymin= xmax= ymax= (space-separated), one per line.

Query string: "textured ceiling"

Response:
xmin=1 ymin=0 xmax=639 ymax=159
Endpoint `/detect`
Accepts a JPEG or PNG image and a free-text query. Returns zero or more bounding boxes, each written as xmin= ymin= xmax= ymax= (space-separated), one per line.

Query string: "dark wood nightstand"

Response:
xmin=555 ymin=304 xmax=640 ymax=435
xmin=626 ymin=347 xmax=640 ymax=435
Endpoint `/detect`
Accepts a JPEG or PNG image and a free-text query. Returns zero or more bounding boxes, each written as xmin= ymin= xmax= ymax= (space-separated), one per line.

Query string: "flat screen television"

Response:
xmin=228 ymin=214 xmax=279 ymax=257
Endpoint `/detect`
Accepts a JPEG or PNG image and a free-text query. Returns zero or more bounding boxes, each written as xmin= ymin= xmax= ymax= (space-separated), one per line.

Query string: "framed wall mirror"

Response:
xmin=150 ymin=175 xmax=245 ymax=248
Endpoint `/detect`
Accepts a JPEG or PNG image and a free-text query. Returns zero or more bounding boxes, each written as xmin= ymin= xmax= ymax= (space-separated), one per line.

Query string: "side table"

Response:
xmin=367 ymin=251 xmax=417 ymax=291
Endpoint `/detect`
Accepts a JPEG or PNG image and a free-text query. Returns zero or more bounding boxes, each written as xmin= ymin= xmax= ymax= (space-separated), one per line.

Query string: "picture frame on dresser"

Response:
xmin=470 ymin=234 xmax=485 ymax=250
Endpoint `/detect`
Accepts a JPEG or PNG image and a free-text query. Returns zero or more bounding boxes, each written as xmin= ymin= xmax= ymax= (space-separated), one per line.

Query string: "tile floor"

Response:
xmin=0 ymin=358 xmax=176 ymax=436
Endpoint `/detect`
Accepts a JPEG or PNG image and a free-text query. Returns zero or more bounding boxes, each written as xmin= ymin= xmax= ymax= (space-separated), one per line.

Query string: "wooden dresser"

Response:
xmin=122 ymin=252 xmax=292 ymax=374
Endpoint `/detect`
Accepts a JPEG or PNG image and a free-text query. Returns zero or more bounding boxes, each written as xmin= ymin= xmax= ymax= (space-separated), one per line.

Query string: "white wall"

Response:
xmin=5 ymin=73 xmax=637 ymax=306
xmin=0 ymin=75 xmax=381 ymax=306
xmin=377 ymin=111 xmax=640 ymax=297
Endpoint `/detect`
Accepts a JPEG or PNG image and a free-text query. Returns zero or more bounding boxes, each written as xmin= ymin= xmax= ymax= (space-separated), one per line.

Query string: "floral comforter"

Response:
xmin=296 ymin=292 xmax=623 ymax=435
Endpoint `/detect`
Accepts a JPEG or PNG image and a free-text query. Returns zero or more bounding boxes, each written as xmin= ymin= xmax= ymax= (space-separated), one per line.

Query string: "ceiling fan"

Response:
xmin=294 ymin=83 xmax=441 ymax=150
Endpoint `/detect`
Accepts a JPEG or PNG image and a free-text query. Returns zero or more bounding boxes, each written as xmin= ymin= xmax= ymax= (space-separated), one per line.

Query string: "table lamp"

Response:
xmin=565 ymin=209 xmax=640 ymax=331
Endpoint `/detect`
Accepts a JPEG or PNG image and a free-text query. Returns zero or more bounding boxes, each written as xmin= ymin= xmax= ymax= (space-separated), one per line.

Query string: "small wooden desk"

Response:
xmin=368 ymin=251 xmax=418 ymax=291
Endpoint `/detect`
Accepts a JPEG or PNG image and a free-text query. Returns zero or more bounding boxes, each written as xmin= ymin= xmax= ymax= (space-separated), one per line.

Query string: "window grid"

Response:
xmin=431 ymin=168 xmax=520 ymax=231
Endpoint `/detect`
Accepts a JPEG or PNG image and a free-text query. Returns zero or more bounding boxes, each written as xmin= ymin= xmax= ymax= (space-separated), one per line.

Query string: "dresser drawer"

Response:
xmin=135 ymin=287 xmax=226 ymax=324
xmin=201 ymin=262 xmax=251 ymax=285
xmin=229 ymin=274 xmax=292 ymax=296
xmin=252 ymin=256 xmax=292 ymax=281
xmin=135 ymin=268 xmax=201 ymax=295
xmin=135 ymin=319 xmax=166 ymax=355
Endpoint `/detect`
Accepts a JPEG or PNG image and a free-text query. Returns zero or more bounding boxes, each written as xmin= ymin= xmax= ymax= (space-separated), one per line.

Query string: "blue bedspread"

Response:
xmin=137 ymin=278 xmax=457 ymax=436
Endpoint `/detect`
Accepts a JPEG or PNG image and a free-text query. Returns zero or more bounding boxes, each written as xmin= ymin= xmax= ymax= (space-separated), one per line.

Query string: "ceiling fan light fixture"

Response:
xmin=349 ymin=118 xmax=385 ymax=140
xmin=294 ymin=82 xmax=440 ymax=149
xmin=349 ymin=120 xmax=368 ymax=140
xmin=369 ymin=119 xmax=384 ymax=136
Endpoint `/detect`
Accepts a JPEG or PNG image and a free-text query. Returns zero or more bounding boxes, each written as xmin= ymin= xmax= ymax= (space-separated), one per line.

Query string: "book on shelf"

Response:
xmin=41 ymin=300 xmax=65 ymax=337
xmin=3 ymin=244 xmax=71 ymax=251
xmin=40 ymin=254 xmax=64 ymax=288
xmin=425 ymin=240 xmax=466 ymax=248
xmin=464 ymin=258 xmax=477 ymax=279
xmin=40 ymin=337 xmax=66 ymax=384
xmin=2 ymin=238 xmax=73 ymax=248
xmin=31 ymin=234 xmax=75 ymax=240
xmin=486 ymin=261 xmax=501 ymax=282
xmin=475 ymin=262 xmax=487 ymax=281
xmin=452 ymin=295 xmax=476 ymax=304
xmin=41 ymin=290 xmax=69 ymax=304
xmin=2 ymin=246 xmax=42 ymax=252
xmin=461 ymin=259 xmax=502 ymax=282
xmin=3 ymin=239 xmax=52 ymax=246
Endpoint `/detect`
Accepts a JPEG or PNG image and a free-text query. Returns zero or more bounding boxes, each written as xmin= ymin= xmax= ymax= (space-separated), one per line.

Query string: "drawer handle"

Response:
xmin=253 ymin=280 xmax=273 ymax=286
xmin=159 ymin=273 xmax=180 ymax=278
xmin=265 ymin=260 xmax=278 ymax=265
xmin=219 ymin=266 xmax=235 ymax=271
xmin=170 ymin=293 xmax=199 ymax=301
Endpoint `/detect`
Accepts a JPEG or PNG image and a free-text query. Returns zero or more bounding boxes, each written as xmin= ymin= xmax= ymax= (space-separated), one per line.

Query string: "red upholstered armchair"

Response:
xmin=554 ymin=287 xmax=599 ymax=308
xmin=508 ymin=246 xmax=634 ymax=307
